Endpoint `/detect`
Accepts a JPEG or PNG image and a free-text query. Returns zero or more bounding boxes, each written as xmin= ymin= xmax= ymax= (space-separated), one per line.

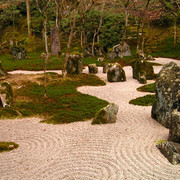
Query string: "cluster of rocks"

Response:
xmin=152 ymin=62 xmax=180 ymax=165
xmin=10 ymin=46 xmax=27 ymax=60
xmin=107 ymin=42 xmax=131 ymax=59
xmin=131 ymin=59 xmax=155 ymax=84
xmin=85 ymin=43 xmax=105 ymax=57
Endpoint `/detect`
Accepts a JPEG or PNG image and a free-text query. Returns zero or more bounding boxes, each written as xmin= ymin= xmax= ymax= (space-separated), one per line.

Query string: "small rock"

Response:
xmin=88 ymin=64 xmax=98 ymax=74
xmin=92 ymin=103 xmax=119 ymax=124
xmin=157 ymin=141 xmax=180 ymax=165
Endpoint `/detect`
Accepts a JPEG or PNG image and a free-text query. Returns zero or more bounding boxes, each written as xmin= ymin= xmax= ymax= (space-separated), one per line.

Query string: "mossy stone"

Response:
xmin=131 ymin=59 xmax=155 ymax=80
xmin=0 ymin=81 xmax=13 ymax=108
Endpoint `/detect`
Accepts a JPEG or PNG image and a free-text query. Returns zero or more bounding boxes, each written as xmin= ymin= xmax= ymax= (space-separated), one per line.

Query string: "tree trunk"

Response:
xmin=136 ymin=20 xmax=141 ymax=57
xmin=43 ymin=16 xmax=48 ymax=97
xmin=141 ymin=22 xmax=145 ymax=54
xmin=63 ymin=9 xmax=77 ymax=77
xmin=174 ymin=17 xmax=177 ymax=48
xmin=92 ymin=30 xmax=96 ymax=57
xmin=26 ymin=0 xmax=31 ymax=37
xmin=91 ymin=2 xmax=104 ymax=57
xmin=55 ymin=0 xmax=61 ymax=54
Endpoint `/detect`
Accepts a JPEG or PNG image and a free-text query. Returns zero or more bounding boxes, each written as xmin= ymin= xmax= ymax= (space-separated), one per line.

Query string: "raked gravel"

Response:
xmin=0 ymin=58 xmax=180 ymax=179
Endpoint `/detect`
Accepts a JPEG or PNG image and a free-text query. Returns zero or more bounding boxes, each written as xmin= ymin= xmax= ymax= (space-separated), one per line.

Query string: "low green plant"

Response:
xmin=137 ymin=83 xmax=156 ymax=93
xmin=156 ymin=140 xmax=167 ymax=145
xmin=129 ymin=95 xmax=156 ymax=106
xmin=0 ymin=142 xmax=19 ymax=152
xmin=2 ymin=73 xmax=108 ymax=124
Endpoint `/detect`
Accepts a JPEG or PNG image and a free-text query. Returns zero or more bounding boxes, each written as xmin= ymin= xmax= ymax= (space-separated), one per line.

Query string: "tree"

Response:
xmin=26 ymin=0 xmax=31 ymax=37
xmin=92 ymin=0 xmax=105 ymax=57
xmin=35 ymin=0 xmax=51 ymax=97
xmin=159 ymin=0 xmax=180 ymax=48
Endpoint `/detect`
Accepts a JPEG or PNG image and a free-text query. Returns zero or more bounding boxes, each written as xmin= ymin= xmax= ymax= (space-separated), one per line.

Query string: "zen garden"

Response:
xmin=0 ymin=0 xmax=180 ymax=179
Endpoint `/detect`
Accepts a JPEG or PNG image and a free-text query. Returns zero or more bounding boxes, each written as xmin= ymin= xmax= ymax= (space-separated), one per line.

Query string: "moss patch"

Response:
xmin=137 ymin=83 xmax=155 ymax=93
xmin=0 ymin=142 xmax=19 ymax=152
xmin=1 ymin=73 xmax=108 ymax=124
xmin=129 ymin=95 xmax=156 ymax=106
xmin=92 ymin=109 xmax=106 ymax=125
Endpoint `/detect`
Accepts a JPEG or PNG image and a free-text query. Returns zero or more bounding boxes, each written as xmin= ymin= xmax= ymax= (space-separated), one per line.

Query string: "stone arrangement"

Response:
xmin=92 ymin=103 xmax=119 ymax=124
xmin=0 ymin=81 xmax=13 ymax=108
xmin=107 ymin=42 xmax=131 ymax=59
xmin=107 ymin=63 xmax=126 ymax=82
xmin=10 ymin=46 xmax=27 ymax=60
xmin=131 ymin=59 xmax=155 ymax=84
xmin=88 ymin=64 xmax=98 ymax=74
xmin=85 ymin=43 xmax=105 ymax=57
xmin=66 ymin=54 xmax=83 ymax=74
xmin=152 ymin=62 xmax=180 ymax=165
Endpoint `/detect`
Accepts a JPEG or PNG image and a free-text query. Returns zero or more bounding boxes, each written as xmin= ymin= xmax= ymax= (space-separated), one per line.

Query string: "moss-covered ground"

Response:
xmin=0 ymin=73 xmax=108 ymax=124
xmin=129 ymin=94 xmax=156 ymax=106
xmin=0 ymin=142 xmax=19 ymax=152
xmin=137 ymin=83 xmax=155 ymax=93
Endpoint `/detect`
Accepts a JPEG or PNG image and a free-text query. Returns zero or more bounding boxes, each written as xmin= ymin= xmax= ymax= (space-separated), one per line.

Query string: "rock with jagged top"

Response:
xmin=107 ymin=63 xmax=126 ymax=82
xmin=66 ymin=54 xmax=83 ymax=74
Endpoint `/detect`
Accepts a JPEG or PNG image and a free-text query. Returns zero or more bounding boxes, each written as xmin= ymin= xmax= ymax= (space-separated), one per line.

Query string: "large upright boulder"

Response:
xmin=107 ymin=63 xmax=126 ymax=82
xmin=51 ymin=27 xmax=60 ymax=56
xmin=92 ymin=103 xmax=119 ymax=124
xmin=131 ymin=59 xmax=155 ymax=84
xmin=0 ymin=81 xmax=13 ymax=108
xmin=107 ymin=42 xmax=131 ymax=59
xmin=152 ymin=62 xmax=180 ymax=128
xmin=66 ymin=54 xmax=83 ymax=74
xmin=10 ymin=46 xmax=27 ymax=60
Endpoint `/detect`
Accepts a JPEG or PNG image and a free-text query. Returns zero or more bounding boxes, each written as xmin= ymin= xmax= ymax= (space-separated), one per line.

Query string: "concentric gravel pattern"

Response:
xmin=1 ymin=58 xmax=180 ymax=179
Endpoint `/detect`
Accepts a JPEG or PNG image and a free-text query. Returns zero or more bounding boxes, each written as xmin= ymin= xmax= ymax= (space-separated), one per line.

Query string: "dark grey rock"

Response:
xmin=169 ymin=110 xmax=180 ymax=143
xmin=88 ymin=64 xmax=98 ymax=74
xmin=152 ymin=62 xmax=180 ymax=128
xmin=157 ymin=141 xmax=180 ymax=165
xmin=66 ymin=54 xmax=83 ymax=74
xmin=85 ymin=43 xmax=105 ymax=57
xmin=92 ymin=103 xmax=119 ymax=124
xmin=107 ymin=63 xmax=126 ymax=82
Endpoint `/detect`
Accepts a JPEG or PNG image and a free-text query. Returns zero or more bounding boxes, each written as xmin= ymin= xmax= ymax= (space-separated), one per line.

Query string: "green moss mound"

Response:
xmin=0 ymin=142 xmax=19 ymax=152
xmin=137 ymin=83 xmax=155 ymax=93
xmin=129 ymin=95 xmax=156 ymax=106
xmin=2 ymin=73 xmax=108 ymax=124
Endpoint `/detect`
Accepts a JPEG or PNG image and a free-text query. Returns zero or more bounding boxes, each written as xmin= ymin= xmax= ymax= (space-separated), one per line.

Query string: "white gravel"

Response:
xmin=0 ymin=58 xmax=180 ymax=179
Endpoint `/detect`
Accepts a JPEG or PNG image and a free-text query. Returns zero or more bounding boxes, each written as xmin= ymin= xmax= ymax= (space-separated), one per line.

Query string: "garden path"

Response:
xmin=0 ymin=58 xmax=180 ymax=179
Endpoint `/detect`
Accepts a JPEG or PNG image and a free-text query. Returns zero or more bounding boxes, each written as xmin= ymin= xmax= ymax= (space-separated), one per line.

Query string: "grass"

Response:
xmin=1 ymin=73 xmax=108 ymax=124
xmin=137 ymin=83 xmax=156 ymax=93
xmin=156 ymin=140 xmax=167 ymax=145
xmin=0 ymin=142 xmax=19 ymax=152
xmin=0 ymin=49 xmax=137 ymax=72
xmin=129 ymin=95 xmax=156 ymax=106
xmin=150 ymin=37 xmax=180 ymax=60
